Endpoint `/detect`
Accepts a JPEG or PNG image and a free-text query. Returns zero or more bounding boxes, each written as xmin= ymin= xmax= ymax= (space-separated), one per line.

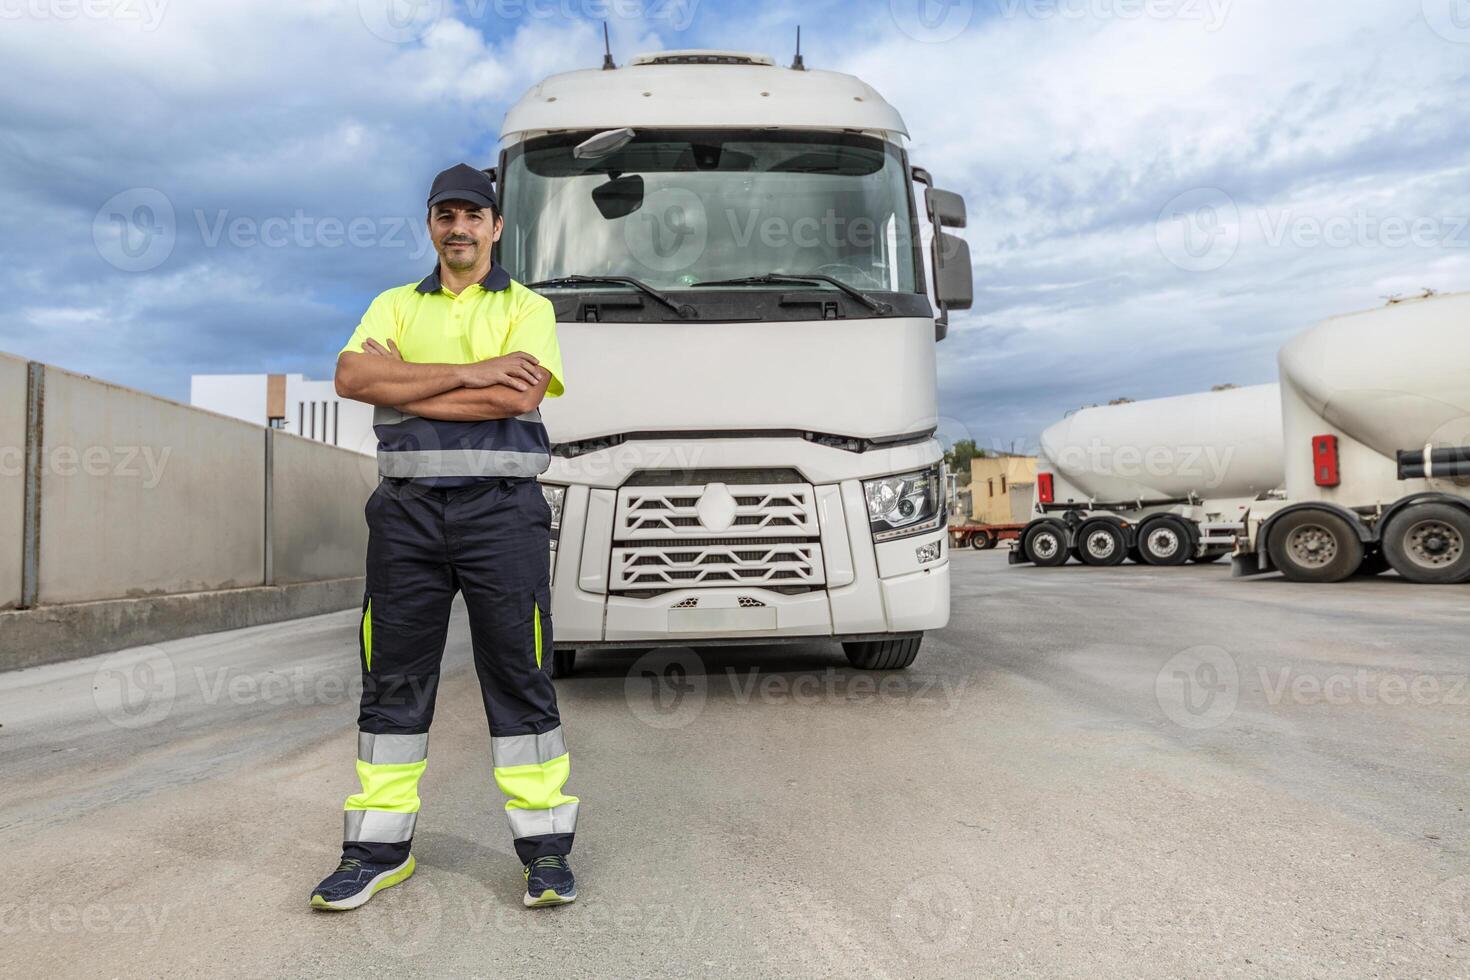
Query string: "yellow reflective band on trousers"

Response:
xmin=495 ymin=752 xmax=577 ymax=837
xmin=361 ymin=599 xmax=373 ymax=672
xmin=345 ymin=759 xmax=426 ymax=813
xmin=534 ymin=601 xmax=543 ymax=669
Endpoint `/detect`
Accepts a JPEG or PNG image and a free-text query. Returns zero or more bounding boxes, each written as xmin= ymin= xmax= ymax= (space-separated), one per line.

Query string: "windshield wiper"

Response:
xmin=526 ymin=275 xmax=696 ymax=318
xmin=691 ymin=273 xmax=892 ymax=314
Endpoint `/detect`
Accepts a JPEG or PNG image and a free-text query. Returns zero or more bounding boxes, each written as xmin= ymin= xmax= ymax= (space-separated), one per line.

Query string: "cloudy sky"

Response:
xmin=2 ymin=0 xmax=1467 ymax=450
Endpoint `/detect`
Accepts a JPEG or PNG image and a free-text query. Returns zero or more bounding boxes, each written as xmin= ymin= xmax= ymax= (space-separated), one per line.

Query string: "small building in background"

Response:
xmin=190 ymin=373 xmax=374 ymax=455
xmin=969 ymin=453 xmax=1038 ymax=525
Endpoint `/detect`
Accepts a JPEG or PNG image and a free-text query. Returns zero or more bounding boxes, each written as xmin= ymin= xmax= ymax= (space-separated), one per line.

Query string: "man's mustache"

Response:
xmin=443 ymin=237 xmax=476 ymax=246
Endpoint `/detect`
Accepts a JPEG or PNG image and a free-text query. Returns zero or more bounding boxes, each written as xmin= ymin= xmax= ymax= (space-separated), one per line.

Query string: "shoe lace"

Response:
xmin=528 ymin=855 xmax=569 ymax=872
xmin=334 ymin=858 xmax=365 ymax=874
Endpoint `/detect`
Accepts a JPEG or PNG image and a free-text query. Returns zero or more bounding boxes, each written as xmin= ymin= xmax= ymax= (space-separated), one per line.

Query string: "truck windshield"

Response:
xmin=498 ymin=130 xmax=920 ymax=294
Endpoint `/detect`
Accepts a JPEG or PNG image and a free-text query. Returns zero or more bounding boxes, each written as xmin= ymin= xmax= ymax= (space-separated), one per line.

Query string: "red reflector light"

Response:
xmin=1037 ymin=472 xmax=1055 ymax=503
xmin=1312 ymin=435 xmax=1340 ymax=487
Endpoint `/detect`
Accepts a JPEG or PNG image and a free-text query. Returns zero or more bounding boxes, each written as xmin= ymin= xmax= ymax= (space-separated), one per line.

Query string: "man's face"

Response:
xmin=429 ymin=201 xmax=502 ymax=272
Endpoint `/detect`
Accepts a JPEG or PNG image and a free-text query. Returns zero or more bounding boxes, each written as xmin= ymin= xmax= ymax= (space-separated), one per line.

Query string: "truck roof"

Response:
xmin=500 ymin=50 xmax=908 ymax=139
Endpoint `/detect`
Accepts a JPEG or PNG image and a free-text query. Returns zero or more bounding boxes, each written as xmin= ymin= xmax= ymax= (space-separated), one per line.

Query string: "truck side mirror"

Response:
xmin=933 ymin=230 xmax=973 ymax=312
xmin=926 ymin=187 xmax=967 ymax=229
xmin=925 ymin=186 xmax=973 ymax=330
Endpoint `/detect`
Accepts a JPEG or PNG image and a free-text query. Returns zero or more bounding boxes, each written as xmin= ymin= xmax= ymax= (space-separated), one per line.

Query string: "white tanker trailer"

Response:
xmin=1011 ymin=384 xmax=1284 ymax=567
xmin=1234 ymin=290 xmax=1470 ymax=584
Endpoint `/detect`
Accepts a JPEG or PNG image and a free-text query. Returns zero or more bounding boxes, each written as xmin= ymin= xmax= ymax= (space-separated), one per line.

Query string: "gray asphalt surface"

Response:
xmin=2 ymin=551 xmax=1467 ymax=978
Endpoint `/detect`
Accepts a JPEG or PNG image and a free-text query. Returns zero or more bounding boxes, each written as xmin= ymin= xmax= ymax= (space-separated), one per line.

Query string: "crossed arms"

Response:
xmin=335 ymin=339 xmax=550 ymax=421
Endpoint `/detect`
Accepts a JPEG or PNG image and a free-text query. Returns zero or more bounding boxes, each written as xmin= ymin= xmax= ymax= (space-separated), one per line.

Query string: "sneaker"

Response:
xmin=309 ymin=855 xmax=416 ymax=911
xmin=523 ymin=855 xmax=577 ymax=907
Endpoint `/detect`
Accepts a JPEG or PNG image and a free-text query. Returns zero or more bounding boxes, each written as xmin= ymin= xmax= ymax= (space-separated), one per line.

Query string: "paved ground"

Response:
xmin=3 ymin=551 xmax=1468 ymax=978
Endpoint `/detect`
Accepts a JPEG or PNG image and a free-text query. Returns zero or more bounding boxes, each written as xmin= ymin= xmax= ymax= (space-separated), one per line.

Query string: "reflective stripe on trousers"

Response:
xmin=343 ymin=732 xmax=429 ymax=843
xmin=492 ymin=726 xmax=579 ymax=844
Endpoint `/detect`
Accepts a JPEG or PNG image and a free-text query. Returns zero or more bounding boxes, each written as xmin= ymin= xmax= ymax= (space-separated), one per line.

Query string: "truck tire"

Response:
xmin=551 ymin=648 xmax=577 ymax=679
xmin=1024 ymin=524 xmax=1069 ymax=567
xmin=970 ymin=531 xmax=995 ymax=550
xmin=1077 ymin=520 xmax=1127 ymax=567
xmin=843 ymin=634 xmax=922 ymax=670
xmin=1192 ymin=549 xmax=1228 ymax=564
xmin=1266 ymin=510 xmax=1363 ymax=583
xmin=1138 ymin=517 xmax=1193 ymax=566
xmin=1381 ymin=503 xmax=1470 ymax=584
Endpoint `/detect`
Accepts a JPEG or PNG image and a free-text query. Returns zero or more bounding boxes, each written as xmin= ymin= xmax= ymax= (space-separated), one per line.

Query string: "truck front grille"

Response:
xmin=611 ymin=482 xmax=825 ymax=593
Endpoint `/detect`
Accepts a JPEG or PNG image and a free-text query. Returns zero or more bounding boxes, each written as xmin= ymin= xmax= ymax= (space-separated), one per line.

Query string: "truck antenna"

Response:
xmin=790 ymin=25 xmax=806 ymax=70
xmin=601 ymin=22 xmax=616 ymax=70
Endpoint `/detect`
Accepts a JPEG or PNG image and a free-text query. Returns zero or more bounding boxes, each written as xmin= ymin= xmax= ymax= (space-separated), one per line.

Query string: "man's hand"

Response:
xmin=363 ymin=338 xmax=403 ymax=360
xmin=459 ymin=352 xmax=544 ymax=392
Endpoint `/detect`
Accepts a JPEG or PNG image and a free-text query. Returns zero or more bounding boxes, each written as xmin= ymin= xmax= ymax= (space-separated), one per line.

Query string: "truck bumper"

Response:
xmin=550 ymin=477 xmax=951 ymax=648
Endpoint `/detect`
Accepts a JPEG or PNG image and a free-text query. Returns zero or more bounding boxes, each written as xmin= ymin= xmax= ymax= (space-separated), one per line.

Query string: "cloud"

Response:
xmin=1 ymin=0 xmax=1467 ymax=455
xmin=0 ymin=0 xmax=661 ymax=392
xmin=832 ymin=0 xmax=1470 ymax=447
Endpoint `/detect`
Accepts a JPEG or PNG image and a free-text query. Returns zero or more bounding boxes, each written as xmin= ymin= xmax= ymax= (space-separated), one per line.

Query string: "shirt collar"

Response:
xmin=416 ymin=261 xmax=511 ymax=294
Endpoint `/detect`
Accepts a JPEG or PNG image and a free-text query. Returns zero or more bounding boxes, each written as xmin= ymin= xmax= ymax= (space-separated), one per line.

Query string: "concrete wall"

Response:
xmin=270 ymin=430 xmax=374 ymax=584
xmin=1 ymin=355 xmax=377 ymax=668
xmin=0 ymin=353 xmax=27 ymax=609
xmin=38 ymin=365 xmax=267 ymax=604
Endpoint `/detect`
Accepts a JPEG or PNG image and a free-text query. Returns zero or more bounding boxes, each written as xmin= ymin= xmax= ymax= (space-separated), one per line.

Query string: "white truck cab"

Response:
xmin=492 ymin=50 xmax=972 ymax=674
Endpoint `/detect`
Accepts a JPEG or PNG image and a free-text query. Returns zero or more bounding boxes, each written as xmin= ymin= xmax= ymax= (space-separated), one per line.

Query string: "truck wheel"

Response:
xmin=970 ymin=531 xmax=995 ymax=550
xmin=843 ymin=634 xmax=922 ymax=670
xmin=551 ymin=649 xmax=577 ymax=679
xmin=1024 ymin=525 xmax=1069 ymax=567
xmin=1139 ymin=517 xmax=1193 ymax=566
xmin=1077 ymin=521 xmax=1126 ymax=567
xmin=1267 ymin=510 xmax=1363 ymax=583
xmin=1192 ymin=549 xmax=1228 ymax=564
xmin=1382 ymin=503 xmax=1470 ymax=584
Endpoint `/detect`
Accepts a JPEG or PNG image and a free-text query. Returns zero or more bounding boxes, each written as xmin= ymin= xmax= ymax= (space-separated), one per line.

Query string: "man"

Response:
xmin=309 ymin=163 xmax=578 ymax=912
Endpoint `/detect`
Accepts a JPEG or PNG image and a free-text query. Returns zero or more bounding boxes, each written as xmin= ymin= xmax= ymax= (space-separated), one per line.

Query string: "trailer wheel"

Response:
xmin=1077 ymin=521 xmax=1127 ymax=567
xmin=1382 ymin=503 xmax=1470 ymax=584
xmin=1138 ymin=517 xmax=1193 ymax=566
xmin=1266 ymin=510 xmax=1363 ymax=583
xmin=844 ymin=634 xmax=922 ymax=670
xmin=1191 ymin=549 xmax=1228 ymax=564
xmin=970 ymin=531 xmax=995 ymax=550
xmin=1024 ymin=524 xmax=1069 ymax=567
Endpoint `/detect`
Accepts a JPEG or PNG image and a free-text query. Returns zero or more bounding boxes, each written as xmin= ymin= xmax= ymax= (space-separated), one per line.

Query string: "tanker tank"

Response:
xmin=1014 ymin=385 xmax=1284 ymax=569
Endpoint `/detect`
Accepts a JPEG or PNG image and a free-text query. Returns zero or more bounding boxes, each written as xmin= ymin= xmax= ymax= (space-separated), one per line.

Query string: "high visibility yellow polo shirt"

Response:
xmin=340 ymin=263 xmax=565 ymax=486
xmin=340 ymin=263 xmax=565 ymax=398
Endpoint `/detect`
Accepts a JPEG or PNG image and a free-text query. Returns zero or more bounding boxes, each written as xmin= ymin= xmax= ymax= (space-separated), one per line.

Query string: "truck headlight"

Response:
xmin=863 ymin=465 xmax=945 ymax=542
xmin=539 ymin=483 xmax=566 ymax=540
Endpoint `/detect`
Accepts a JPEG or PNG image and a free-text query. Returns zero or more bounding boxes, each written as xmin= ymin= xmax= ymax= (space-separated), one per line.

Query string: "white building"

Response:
xmin=190 ymin=373 xmax=375 ymax=455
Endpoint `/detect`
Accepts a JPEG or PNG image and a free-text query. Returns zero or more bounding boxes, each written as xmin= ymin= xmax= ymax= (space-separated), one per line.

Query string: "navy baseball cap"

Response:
xmin=427 ymin=163 xmax=498 ymax=212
